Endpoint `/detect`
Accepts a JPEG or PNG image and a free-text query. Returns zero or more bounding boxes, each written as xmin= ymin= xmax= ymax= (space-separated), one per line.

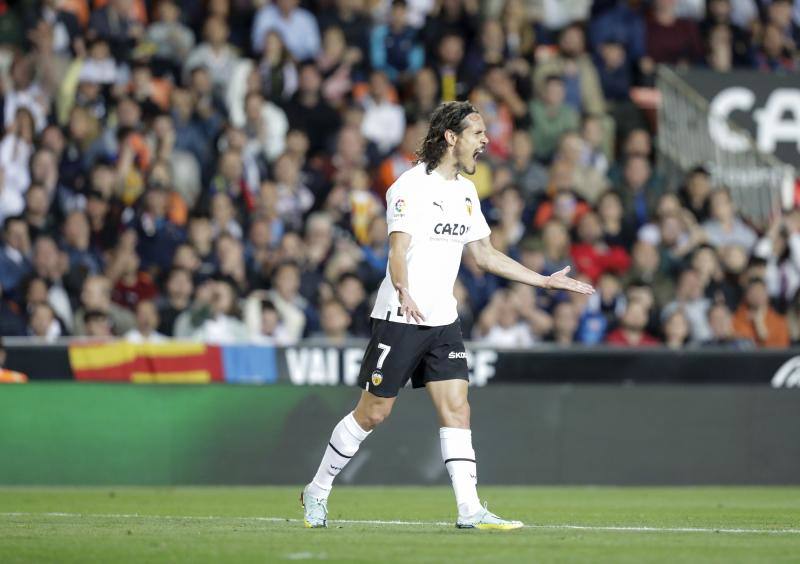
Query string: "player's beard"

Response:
xmin=457 ymin=150 xmax=477 ymax=175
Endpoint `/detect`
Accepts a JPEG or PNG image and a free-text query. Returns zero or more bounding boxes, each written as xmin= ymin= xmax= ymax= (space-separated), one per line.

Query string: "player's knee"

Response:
xmin=355 ymin=401 xmax=393 ymax=430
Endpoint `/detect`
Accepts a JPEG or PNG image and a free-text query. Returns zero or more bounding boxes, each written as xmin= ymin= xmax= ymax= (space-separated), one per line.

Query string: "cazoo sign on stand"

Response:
xmin=681 ymin=69 xmax=800 ymax=167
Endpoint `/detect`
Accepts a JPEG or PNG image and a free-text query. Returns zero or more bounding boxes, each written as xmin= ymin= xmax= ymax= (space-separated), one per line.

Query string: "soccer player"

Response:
xmin=301 ymin=101 xmax=594 ymax=530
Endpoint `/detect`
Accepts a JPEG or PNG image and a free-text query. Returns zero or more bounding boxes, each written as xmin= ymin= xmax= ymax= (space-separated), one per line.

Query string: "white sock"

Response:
xmin=307 ymin=412 xmax=371 ymax=499
xmin=440 ymin=427 xmax=482 ymax=517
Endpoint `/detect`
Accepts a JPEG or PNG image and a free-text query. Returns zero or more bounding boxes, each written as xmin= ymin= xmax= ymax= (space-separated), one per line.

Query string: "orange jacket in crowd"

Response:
xmin=732 ymin=305 xmax=790 ymax=348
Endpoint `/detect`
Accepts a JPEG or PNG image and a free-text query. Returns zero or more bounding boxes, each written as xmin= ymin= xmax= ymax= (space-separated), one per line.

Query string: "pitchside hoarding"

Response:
xmin=6 ymin=341 xmax=800 ymax=387
xmin=680 ymin=69 xmax=800 ymax=167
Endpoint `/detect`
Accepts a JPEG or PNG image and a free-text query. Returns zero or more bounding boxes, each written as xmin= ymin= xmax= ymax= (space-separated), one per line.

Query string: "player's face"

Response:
xmin=454 ymin=114 xmax=488 ymax=175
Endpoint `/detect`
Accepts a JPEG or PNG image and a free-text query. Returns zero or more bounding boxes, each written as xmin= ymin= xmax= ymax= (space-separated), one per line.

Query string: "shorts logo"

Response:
xmin=465 ymin=197 xmax=473 ymax=216
xmin=393 ymin=198 xmax=406 ymax=215
xmin=448 ymin=351 xmax=467 ymax=359
xmin=371 ymin=370 xmax=383 ymax=386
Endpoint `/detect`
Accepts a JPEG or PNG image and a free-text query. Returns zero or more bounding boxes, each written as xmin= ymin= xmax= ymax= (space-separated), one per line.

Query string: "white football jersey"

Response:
xmin=371 ymin=163 xmax=491 ymax=326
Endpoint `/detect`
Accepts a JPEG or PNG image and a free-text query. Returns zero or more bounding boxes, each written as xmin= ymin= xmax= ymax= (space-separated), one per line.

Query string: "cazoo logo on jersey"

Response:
xmin=433 ymin=223 xmax=471 ymax=236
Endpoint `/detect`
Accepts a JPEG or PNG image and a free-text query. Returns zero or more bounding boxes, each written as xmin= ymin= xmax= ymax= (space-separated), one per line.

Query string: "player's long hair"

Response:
xmin=415 ymin=101 xmax=478 ymax=174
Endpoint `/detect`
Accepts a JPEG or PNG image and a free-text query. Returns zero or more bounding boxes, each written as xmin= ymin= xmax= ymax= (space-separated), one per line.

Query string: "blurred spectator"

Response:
xmin=124 ymin=300 xmax=167 ymax=342
xmin=145 ymin=0 xmax=195 ymax=71
xmin=596 ymin=190 xmax=636 ymax=248
xmin=0 ymin=109 xmax=35 ymax=222
xmin=570 ymin=211 xmax=631 ymax=283
xmin=594 ymin=37 xmax=633 ymax=102
xmin=183 ymin=16 xmax=238 ymax=93
xmin=554 ymin=132 xmax=609 ymax=204
xmin=753 ymin=211 xmax=800 ymax=310
xmin=535 ymin=23 xmax=606 ymax=116
xmin=27 ymin=302 xmax=61 ymax=342
xmin=244 ymin=295 xmax=294 ymax=345
xmin=570 ymin=272 xmax=608 ymax=344
xmin=732 ymin=278 xmax=790 ymax=347
xmin=370 ymin=0 xmax=424 ymax=82
xmin=434 ymin=33 xmax=470 ymax=102
xmin=508 ymin=130 xmax=549 ymax=203
xmin=376 ymin=122 xmax=422 ymax=198
xmin=0 ymin=282 xmax=26 ymax=337
xmin=88 ymin=0 xmax=142 ymax=61
xmin=24 ymin=184 xmax=57 ymax=242
xmin=360 ymin=71 xmax=406 ymax=155
xmin=404 ymin=66 xmax=440 ymax=121
xmin=605 ymin=299 xmax=660 ymax=346
xmin=24 ymin=236 xmax=75 ymax=331
xmin=0 ymin=217 xmax=32 ymax=296
xmin=754 ymin=22 xmax=798 ymax=72
xmin=662 ymin=308 xmax=690 ymax=349
xmin=84 ymin=309 xmax=113 ymax=339
xmin=319 ymin=0 xmax=371 ymax=60
xmin=623 ymin=240 xmax=675 ymax=308
xmin=335 ymin=272 xmax=370 ymax=337
xmin=133 ymin=185 xmax=186 ymax=273
xmin=662 ymin=268 xmax=713 ymax=342
xmin=678 ymin=166 xmax=713 ymax=223
xmin=108 ymin=241 xmax=158 ymax=310
xmin=529 ymin=75 xmax=579 ymax=161
xmin=282 ymin=63 xmax=342 ymax=155
xmin=546 ymin=301 xmax=580 ymax=345
xmin=62 ymin=210 xmax=103 ymax=276
xmin=645 ymin=0 xmax=704 ymax=66
xmin=312 ymin=298 xmax=353 ymax=345
xmin=423 ymin=0 xmax=479 ymax=59
xmin=158 ymin=267 xmax=194 ymax=336
xmin=73 ymin=275 xmax=135 ymax=337
xmin=702 ymin=302 xmax=754 ymax=348
xmin=175 ymin=278 xmax=249 ymax=343
xmin=614 ymin=155 xmax=664 ymax=228
xmin=257 ymin=32 xmax=299 ymax=101
xmin=702 ymin=189 xmax=757 ymax=250
xmin=266 ymin=261 xmax=309 ymax=342
xmin=252 ymin=0 xmax=321 ymax=60
xmin=474 ymin=290 xmax=536 ymax=347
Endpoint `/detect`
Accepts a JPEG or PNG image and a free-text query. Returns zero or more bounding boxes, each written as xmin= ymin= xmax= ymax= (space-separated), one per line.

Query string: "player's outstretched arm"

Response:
xmin=389 ymin=232 xmax=426 ymax=323
xmin=466 ymin=236 xmax=595 ymax=295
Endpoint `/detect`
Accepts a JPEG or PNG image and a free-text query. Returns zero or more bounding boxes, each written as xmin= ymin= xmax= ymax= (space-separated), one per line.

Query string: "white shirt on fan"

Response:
xmin=371 ymin=163 xmax=491 ymax=327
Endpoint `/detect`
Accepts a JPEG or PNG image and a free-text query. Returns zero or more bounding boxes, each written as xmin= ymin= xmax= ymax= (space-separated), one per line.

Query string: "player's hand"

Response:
xmin=545 ymin=266 xmax=595 ymax=295
xmin=397 ymin=287 xmax=425 ymax=324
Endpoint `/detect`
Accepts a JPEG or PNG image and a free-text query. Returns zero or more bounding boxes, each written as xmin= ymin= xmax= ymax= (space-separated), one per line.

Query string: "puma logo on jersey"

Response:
xmin=432 ymin=200 xmax=444 ymax=212
xmin=434 ymin=223 xmax=470 ymax=236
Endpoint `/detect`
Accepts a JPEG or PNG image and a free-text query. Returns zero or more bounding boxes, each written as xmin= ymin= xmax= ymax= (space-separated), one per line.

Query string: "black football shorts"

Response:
xmin=356 ymin=318 xmax=469 ymax=398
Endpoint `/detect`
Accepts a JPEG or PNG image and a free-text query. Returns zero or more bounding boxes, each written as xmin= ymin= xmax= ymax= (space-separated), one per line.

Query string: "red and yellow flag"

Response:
xmin=68 ymin=341 xmax=223 ymax=383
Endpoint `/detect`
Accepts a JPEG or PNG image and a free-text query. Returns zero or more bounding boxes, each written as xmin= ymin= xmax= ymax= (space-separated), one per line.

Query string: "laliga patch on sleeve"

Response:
xmin=392 ymin=198 xmax=406 ymax=218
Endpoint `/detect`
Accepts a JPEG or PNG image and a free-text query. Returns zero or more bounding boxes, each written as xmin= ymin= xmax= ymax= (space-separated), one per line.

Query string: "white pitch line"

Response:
xmin=1 ymin=512 xmax=799 ymax=535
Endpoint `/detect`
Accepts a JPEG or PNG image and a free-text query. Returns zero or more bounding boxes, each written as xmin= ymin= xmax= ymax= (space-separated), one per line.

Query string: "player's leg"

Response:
xmin=302 ymin=319 xmax=417 ymax=527
xmin=426 ymin=379 xmax=480 ymax=516
xmin=301 ymin=391 xmax=394 ymax=528
xmin=306 ymin=391 xmax=395 ymax=500
xmin=421 ymin=323 xmax=523 ymax=530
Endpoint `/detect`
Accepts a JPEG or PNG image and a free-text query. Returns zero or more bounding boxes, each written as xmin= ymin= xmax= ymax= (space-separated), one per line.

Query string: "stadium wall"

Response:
xmin=1 ymin=383 xmax=798 ymax=486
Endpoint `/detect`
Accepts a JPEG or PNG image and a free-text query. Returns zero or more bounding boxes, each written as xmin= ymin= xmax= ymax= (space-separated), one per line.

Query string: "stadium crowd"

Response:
xmin=0 ymin=0 xmax=799 ymax=349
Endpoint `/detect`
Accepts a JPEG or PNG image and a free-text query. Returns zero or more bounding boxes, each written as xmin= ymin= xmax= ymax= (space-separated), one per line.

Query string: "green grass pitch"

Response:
xmin=1 ymin=486 xmax=799 ymax=563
